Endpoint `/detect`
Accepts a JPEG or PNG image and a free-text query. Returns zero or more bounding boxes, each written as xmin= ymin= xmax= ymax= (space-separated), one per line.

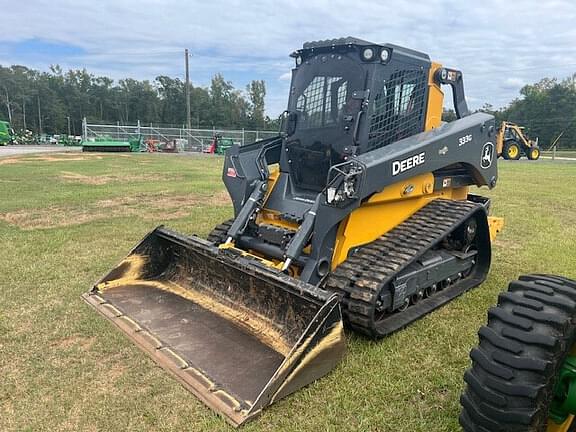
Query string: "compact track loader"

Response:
xmin=83 ymin=37 xmax=503 ymax=426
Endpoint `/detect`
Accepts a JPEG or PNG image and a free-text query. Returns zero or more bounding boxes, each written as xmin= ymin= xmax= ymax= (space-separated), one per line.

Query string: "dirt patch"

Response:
xmin=59 ymin=171 xmax=175 ymax=185
xmin=0 ymin=158 xmax=21 ymax=165
xmin=99 ymin=362 xmax=128 ymax=389
xmin=211 ymin=190 xmax=231 ymax=206
xmin=0 ymin=191 xmax=230 ymax=230
xmin=38 ymin=154 xmax=104 ymax=162
xmin=493 ymin=238 xmax=522 ymax=250
xmin=53 ymin=336 xmax=95 ymax=351
xmin=96 ymin=191 xmax=229 ymax=209
xmin=0 ymin=153 xmax=104 ymax=165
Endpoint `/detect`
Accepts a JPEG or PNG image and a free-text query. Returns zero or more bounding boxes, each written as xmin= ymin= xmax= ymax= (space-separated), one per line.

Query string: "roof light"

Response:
xmin=361 ymin=47 xmax=375 ymax=61
xmin=380 ymin=49 xmax=390 ymax=62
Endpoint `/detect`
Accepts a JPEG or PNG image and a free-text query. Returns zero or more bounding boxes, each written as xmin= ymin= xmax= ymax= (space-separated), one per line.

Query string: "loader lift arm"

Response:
xmin=434 ymin=67 xmax=470 ymax=119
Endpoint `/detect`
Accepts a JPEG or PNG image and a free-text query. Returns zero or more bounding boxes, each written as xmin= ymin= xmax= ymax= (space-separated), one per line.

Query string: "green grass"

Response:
xmin=1 ymin=153 xmax=575 ymax=431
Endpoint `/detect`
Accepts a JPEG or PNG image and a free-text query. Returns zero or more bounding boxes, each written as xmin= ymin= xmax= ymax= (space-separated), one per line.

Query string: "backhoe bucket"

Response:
xmin=82 ymin=226 xmax=345 ymax=426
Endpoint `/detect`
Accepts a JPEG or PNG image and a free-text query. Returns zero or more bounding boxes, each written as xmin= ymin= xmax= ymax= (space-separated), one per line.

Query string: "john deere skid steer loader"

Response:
xmin=83 ymin=37 xmax=503 ymax=426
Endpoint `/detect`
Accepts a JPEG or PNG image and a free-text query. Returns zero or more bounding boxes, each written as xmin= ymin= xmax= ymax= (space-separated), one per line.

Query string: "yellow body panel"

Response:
xmin=219 ymin=242 xmax=285 ymax=270
xmin=548 ymin=415 xmax=575 ymax=432
xmin=331 ymin=173 xmax=469 ymax=269
xmin=488 ymin=217 xmax=505 ymax=242
xmin=256 ymin=209 xmax=299 ymax=231
xmin=265 ymin=165 xmax=281 ymax=200
xmin=425 ymin=62 xmax=445 ymax=131
xmin=496 ymin=123 xmax=504 ymax=155
xmin=257 ymin=166 xmax=301 ymax=231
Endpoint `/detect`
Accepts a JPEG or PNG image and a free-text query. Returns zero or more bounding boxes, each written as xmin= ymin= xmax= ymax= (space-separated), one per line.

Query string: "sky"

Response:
xmin=1 ymin=0 xmax=576 ymax=118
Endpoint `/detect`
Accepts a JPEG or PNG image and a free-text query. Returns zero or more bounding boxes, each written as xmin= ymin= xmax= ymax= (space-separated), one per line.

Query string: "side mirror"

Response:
xmin=279 ymin=111 xmax=297 ymax=137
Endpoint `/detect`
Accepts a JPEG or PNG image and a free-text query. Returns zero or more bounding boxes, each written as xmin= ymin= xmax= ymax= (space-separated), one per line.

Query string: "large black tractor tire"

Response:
xmin=460 ymin=274 xmax=576 ymax=432
xmin=207 ymin=218 xmax=234 ymax=245
xmin=527 ymin=146 xmax=541 ymax=161
xmin=504 ymin=140 xmax=522 ymax=160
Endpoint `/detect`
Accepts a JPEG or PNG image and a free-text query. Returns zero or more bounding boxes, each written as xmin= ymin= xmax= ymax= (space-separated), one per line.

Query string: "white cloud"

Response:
xmin=278 ymin=72 xmax=291 ymax=81
xmin=502 ymin=77 xmax=526 ymax=90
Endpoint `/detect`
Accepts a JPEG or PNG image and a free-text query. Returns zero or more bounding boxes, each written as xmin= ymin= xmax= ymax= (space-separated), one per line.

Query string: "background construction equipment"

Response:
xmin=0 ymin=120 xmax=13 ymax=145
xmin=204 ymin=134 xmax=235 ymax=154
xmin=82 ymin=136 xmax=142 ymax=152
xmin=496 ymin=121 xmax=541 ymax=160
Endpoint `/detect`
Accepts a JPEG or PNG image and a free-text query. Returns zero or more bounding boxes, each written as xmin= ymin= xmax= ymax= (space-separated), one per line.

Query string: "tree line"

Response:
xmin=0 ymin=65 xmax=277 ymax=136
xmin=480 ymin=75 xmax=576 ymax=149
xmin=443 ymin=75 xmax=576 ymax=150
xmin=2 ymin=63 xmax=575 ymax=148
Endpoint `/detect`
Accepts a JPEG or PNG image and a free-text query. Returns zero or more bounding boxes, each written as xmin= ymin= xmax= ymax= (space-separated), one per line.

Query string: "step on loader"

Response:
xmin=83 ymin=37 xmax=504 ymax=426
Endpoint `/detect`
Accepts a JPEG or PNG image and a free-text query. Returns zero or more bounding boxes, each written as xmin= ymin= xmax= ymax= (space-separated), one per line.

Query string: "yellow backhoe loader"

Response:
xmin=83 ymin=37 xmax=503 ymax=426
xmin=496 ymin=121 xmax=541 ymax=160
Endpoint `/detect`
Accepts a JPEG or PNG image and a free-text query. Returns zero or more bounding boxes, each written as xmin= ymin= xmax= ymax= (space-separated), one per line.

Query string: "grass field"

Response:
xmin=1 ymin=153 xmax=575 ymax=432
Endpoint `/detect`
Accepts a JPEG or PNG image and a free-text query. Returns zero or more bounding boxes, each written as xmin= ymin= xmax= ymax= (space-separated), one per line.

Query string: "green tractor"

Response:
xmin=205 ymin=134 xmax=235 ymax=154
xmin=0 ymin=120 xmax=14 ymax=146
xmin=57 ymin=135 xmax=81 ymax=146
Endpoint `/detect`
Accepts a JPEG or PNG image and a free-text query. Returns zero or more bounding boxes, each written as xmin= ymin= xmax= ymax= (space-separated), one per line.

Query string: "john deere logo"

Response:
xmin=481 ymin=142 xmax=494 ymax=169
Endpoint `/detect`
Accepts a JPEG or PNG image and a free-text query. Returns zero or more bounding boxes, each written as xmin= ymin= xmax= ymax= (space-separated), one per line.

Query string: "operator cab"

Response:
xmin=281 ymin=37 xmax=432 ymax=191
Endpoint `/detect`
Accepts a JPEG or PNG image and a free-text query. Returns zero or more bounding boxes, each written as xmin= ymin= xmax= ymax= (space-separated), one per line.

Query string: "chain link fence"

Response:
xmin=82 ymin=119 xmax=278 ymax=152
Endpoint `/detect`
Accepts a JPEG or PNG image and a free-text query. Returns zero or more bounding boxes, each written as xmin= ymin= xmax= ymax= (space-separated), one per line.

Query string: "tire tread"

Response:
xmin=460 ymin=274 xmax=576 ymax=432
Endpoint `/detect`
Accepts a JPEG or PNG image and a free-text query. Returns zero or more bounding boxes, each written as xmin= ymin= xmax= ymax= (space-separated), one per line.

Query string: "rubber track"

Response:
xmin=460 ymin=274 xmax=576 ymax=432
xmin=207 ymin=219 xmax=234 ymax=244
xmin=324 ymin=199 xmax=483 ymax=338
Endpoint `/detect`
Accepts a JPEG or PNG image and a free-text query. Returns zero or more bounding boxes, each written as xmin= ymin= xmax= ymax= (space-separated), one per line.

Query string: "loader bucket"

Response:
xmin=82 ymin=226 xmax=345 ymax=426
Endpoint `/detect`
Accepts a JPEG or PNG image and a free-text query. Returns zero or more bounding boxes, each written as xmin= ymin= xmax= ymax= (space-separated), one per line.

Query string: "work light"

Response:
xmin=380 ymin=49 xmax=390 ymax=62
xmin=361 ymin=47 xmax=374 ymax=61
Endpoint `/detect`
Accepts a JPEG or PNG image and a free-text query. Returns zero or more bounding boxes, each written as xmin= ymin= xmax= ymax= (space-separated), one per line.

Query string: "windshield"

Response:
xmin=295 ymin=75 xmax=348 ymax=129
xmin=283 ymin=55 xmax=365 ymax=191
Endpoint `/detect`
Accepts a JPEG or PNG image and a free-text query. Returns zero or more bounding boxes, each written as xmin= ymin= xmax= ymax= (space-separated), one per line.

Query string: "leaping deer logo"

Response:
xmin=481 ymin=143 xmax=494 ymax=169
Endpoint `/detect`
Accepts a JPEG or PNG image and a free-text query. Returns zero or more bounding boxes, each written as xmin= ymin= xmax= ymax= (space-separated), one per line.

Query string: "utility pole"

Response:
xmin=22 ymin=96 xmax=26 ymax=130
xmin=185 ymin=48 xmax=191 ymax=131
xmin=37 ymin=94 xmax=42 ymax=134
xmin=4 ymin=88 xmax=12 ymax=124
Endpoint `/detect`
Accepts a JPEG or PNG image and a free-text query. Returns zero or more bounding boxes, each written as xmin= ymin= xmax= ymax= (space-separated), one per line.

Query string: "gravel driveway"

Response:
xmin=0 ymin=145 xmax=81 ymax=158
